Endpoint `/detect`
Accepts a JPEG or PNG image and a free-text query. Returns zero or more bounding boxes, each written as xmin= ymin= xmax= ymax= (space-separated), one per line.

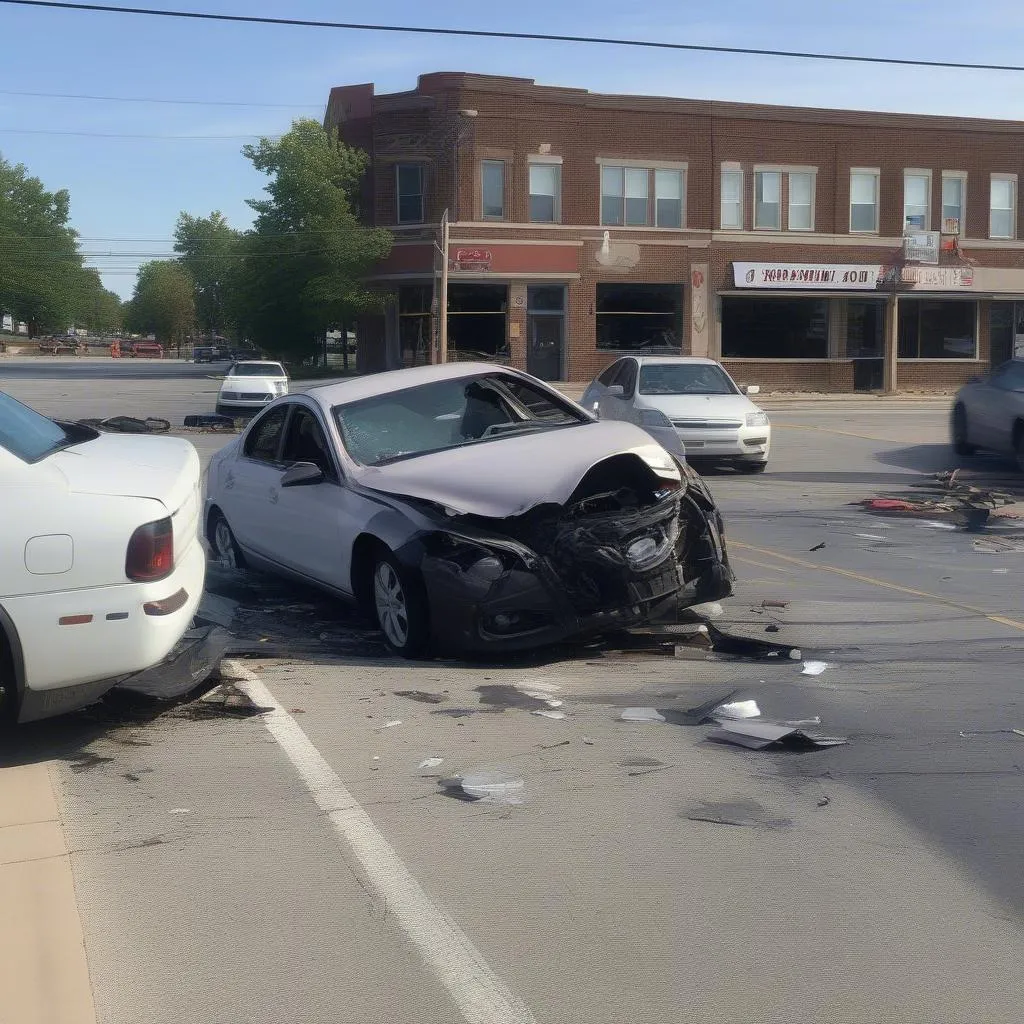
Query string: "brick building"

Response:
xmin=324 ymin=72 xmax=1024 ymax=391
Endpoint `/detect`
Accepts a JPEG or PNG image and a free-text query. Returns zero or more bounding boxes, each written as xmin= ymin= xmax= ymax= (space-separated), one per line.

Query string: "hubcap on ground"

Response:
xmin=374 ymin=561 xmax=409 ymax=648
xmin=214 ymin=520 xmax=237 ymax=570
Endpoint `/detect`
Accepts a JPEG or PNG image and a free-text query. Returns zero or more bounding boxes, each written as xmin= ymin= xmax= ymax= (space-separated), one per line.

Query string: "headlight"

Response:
xmin=746 ymin=410 xmax=770 ymax=427
xmin=274 ymin=381 xmax=287 ymax=395
xmin=639 ymin=408 xmax=674 ymax=428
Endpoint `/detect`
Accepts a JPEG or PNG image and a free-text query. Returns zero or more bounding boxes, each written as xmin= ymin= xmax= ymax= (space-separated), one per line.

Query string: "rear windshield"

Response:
xmin=638 ymin=363 xmax=738 ymax=396
xmin=231 ymin=362 xmax=285 ymax=377
xmin=0 ymin=391 xmax=77 ymax=463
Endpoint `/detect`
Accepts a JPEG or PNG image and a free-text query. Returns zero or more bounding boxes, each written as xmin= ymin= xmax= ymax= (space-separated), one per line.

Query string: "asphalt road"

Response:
xmin=3 ymin=367 xmax=1024 ymax=1024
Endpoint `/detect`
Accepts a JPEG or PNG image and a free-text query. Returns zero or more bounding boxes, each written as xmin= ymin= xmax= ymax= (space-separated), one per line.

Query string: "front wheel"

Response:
xmin=372 ymin=552 xmax=429 ymax=658
xmin=1015 ymin=430 xmax=1024 ymax=474
xmin=952 ymin=405 xmax=976 ymax=456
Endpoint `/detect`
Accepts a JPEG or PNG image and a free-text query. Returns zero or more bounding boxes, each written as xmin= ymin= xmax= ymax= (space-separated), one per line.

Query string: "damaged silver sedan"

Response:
xmin=204 ymin=363 xmax=733 ymax=656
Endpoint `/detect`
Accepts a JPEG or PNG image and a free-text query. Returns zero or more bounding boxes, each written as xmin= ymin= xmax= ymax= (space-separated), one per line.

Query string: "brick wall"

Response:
xmin=896 ymin=361 xmax=984 ymax=390
xmin=722 ymin=359 xmax=855 ymax=392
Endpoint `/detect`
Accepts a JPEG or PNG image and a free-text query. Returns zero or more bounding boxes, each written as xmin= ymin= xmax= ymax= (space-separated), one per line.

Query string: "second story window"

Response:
xmin=720 ymin=168 xmax=743 ymax=229
xmin=396 ymin=163 xmax=424 ymax=224
xmin=754 ymin=170 xmax=781 ymax=230
xmin=529 ymin=161 xmax=561 ymax=223
xmin=481 ymin=160 xmax=505 ymax=219
xmin=850 ymin=170 xmax=879 ymax=233
xmin=788 ymin=171 xmax=814 ymax=231
xmin=941 ymin=173 xmax=965 ymax=233
xmin=654 ymin=169 xmax=684 ymax=228
xmin=600 ymin=164 xmax=686 ymax=227
xmin=990 ymin=175 xmax=1016 ymax=239
xmin=904 ymin=171 xmax=930 ymax=230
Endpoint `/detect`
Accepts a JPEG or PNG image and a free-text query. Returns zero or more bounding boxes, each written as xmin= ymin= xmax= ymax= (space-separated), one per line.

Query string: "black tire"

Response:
xmin=0 ymin=633 xmax=17 ymax=727
xmin=737 ymin=461 xmax=768 ymax=474
xmin=952 ymin=405 xmax=976 ymax=456
xmin=370 ymin=549 xmax=430 ymax=658
xmin=209 ymin=511 xmax=245 ymax=570
xmin=1015 ymin=428 xmax=1024 ymax=474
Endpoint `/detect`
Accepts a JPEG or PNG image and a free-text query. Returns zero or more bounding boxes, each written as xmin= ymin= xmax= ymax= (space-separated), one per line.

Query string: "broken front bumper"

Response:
xmin=418 ymin=489 xmax=733 ymax=654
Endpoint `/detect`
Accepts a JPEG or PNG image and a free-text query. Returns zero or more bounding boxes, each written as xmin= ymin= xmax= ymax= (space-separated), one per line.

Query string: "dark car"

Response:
xmin=204 ymin=363 xmax=733 ymax=657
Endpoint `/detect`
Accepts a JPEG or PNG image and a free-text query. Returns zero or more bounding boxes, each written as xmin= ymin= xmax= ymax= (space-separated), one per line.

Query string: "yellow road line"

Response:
xmin=774 ymin=422 xmax=909 ymax=444
xmin=732 ymin=540 xmax=1024 ymax=632
xmin=731 ymin=554 xmax=798 ymax=574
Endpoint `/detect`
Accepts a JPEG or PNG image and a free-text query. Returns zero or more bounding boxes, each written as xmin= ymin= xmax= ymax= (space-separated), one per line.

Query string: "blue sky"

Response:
xmin=3 ymin=0 xmax=1024 ymax=298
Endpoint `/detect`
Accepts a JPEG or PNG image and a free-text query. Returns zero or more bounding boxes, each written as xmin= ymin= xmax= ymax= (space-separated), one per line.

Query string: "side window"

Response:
xmin=618 ymin=360 xmax=639 ymax=398
xmin=243 ymin=406 xmax=288 ymax=463
xmin=280 ymin=407 xmax=335 ymax=477
xmin=598 ymin=360 xmax=622 ymax=386
xmin=992 ymin=361 xmax=1024 ymax=392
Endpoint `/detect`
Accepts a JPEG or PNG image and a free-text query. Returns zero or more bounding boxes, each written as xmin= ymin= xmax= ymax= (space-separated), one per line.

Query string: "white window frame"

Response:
xmin=787 ymin=170 xmax=816 ymax=232
xmin=941 ymin=171 xmax=967 ymax=236
xmin=990 ymin=174 xmax=1017 ymax=240
xmin=395 ymin=163 xmax=424 ymax=225
xmin=595 ymin=158 xmax=688 ymax=229
xmin=903 ymin=169 xmax=932 ymax=232
xmin=528 ymin=158 xmax=562 ymax=224
xmin=720 ymin=165 xmax=743 ymax=230
xmin=753 ymin=169 xmax=782 ymax=230
xmin=850 ymin=168 xmax=880 ymax=234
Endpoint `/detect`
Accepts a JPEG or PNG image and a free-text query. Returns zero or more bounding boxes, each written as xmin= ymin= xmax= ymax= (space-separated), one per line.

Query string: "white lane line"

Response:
xmin=224 ymin=661 xmax=538 ymax=1024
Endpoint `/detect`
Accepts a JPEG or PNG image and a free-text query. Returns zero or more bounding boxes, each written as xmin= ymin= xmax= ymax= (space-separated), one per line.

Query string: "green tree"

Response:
xmin=0 ymin=154 xmax=87 ymax=336
xmin=125 ymin=260 xmax=195 ymax=351
xmin=173 ymin=211 xmax=242 ymax=338
xmin=72 ymin=269 xmax=122 ymax=334
xmin=234 ymin=119 xmax=392 ymax=361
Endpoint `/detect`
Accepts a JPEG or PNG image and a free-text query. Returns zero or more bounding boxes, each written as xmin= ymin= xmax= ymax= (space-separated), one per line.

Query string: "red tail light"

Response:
xmin=126 ymin=517 xmax=174 ymax=582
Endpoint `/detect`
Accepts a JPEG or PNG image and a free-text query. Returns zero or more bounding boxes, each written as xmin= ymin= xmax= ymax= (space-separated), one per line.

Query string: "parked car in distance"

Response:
xmin=204 ymin=363 xmax=733 ymax=658
xmin=0 ymin=390 xmax=205 ymax=722
xmin=193 ymin=344 xmax=229 ymax=364
xmin=581 ymin=356 xmax=771 ymax=472
xmin=229 ymin=347 xmax=262 ymax=362
xmin=128 ymin=341 xmax=164 ymax=358
xmin=951 ymin=360 xmax=1024 ymax=470
xmin=216 ymin=361 xmax=289 ymax=415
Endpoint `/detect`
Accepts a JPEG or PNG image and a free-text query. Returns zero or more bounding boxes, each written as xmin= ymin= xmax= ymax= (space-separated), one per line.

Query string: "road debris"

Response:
xmin=709 ymin=719 xmax=848 ymax=750
xmin=583 ymin=736 xmax=595 ymax=745
xmin=394 ymin=690 xmax=447 ymax=704
xmin=439 ymin=772 xmax=525 ymax=804
xmin=712 ymin=699 xmax=762 ymax=720
xmin=689 ymin=601 xmax=724 ymax=618
xmin=626 ymin=764 xmax=672 ymax=777
xmin=532 ymin=709 xmax=567 ymax=720
xmin=114 ymin=626 xmax=229 ymax=700
xmin=418 ymin=757 xmax=445 ymax=769
xmin=183 ymin=413 xmax=236 ymax=430
xmin=620 ymin=707 xmax=666 ymax=723
xmin=379 ymin=719 xmax=403 ymax=729
xmin=784 ymin=716 xmax=822 ymax=726
xmin=765 ymin=624 xmax=781 ymax=633
xmin=78 ymin=415 xmax=171 ymax=434
xmin=817 ymin=796 xmax=831 ymax=807
xmin=801 ymin=661 xmax=829 ymax=676
xmin=684 ymin=799 xmax=791 ymax=829
xmin=538 ymin=739 xmax=571 ymax=750
xmin=958 ymin=729 xmax=1024 ymax=738
xmin=706 ymin=622 xmax=801 ymax=661
xmin=761 ymin=599 xmax=789 ymax=609
xmin=809 ymin=542 xmax=826 ymax=552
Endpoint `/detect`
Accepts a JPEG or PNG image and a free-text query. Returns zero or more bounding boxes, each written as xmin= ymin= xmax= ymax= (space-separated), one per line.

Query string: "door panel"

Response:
xmin=225 ymin=406 xmax=289 ymax=554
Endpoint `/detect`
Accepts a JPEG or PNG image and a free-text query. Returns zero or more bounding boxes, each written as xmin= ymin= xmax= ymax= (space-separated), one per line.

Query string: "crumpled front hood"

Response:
xmin=352 ymin=420 xmax=680 ymax=518
xmin=51 ymin=432 xmax=200 ymax=514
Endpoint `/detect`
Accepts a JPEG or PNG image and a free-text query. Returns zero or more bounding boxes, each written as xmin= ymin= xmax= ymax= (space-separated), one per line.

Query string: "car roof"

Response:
xmin=628 ymin=356 xmax=721 ymax=366
xmin=304 ymin=362 xmax=529 ymax=407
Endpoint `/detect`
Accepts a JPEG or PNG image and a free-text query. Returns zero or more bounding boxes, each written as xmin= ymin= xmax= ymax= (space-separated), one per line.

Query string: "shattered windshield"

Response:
xmin=0 ymin=390 xmax=75 ymax=463
xmin=334 ymin=373 xmax=586 ymax=466
xmin=638 ymin=363 xmax=738 ymax=396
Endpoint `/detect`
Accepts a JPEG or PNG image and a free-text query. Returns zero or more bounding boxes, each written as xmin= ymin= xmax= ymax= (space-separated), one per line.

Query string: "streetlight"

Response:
xmin=437 ymin=109 xmax=478 ymax=364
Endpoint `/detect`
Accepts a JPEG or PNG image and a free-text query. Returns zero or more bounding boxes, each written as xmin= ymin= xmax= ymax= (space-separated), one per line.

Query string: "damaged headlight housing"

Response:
xmin=432 ymin=533 xmax=523 ymax=580
xmin=745 ymin=410 xmax=770 ymax=427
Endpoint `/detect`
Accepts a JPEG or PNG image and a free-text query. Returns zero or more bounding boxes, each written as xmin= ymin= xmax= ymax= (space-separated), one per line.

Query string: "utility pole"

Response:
xmin=439 ymin=209 xmax=450 ymax=363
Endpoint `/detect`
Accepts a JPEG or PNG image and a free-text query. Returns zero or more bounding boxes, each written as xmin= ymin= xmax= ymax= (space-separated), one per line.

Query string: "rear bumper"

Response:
xmin=8 ymin=542 xmax=206 ymax=721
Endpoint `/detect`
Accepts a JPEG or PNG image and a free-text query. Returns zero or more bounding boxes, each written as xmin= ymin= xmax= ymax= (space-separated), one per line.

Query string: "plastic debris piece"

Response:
xmin=817 ymin=797 xmax=831 ymax=807
xmin=801 ymin=661 xmax=829 ymax=676
xmin=583 ymin=736 xmax=595 ymax=745
xmin=690 ymin=601 xmax=724 ymax=618
xmin=706 ymin=622 xmax=801 ymax=661
xmin=712 ymin=699 xmax=761 ymax=720
xmin=454 ymin=772 xmax=525 ymax=804
xmin=418 ymin=757 xmax=444 ymax=769
xmin=809 ymin=542 xmax=826 ymax=552
xmin=532 ymin=709 xmax=566 ymax=720
xmin=380 ymin=719 xmax=403 ymax=729
xmin=620 ymin=707 xmax=666 ymax=723
xmin=761 ymin=599 xmax=789 ymax=609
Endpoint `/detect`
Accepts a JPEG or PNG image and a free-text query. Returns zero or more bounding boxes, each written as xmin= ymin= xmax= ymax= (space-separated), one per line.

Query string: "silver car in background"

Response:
xmin=951 ymin=360 xmax=1024 ymax=470
xmin=581 ymin=356 xmax=771 ymax=472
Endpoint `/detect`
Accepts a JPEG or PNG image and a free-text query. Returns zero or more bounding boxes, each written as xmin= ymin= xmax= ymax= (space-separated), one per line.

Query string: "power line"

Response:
xmin=3 ymin=0 xmax=1024 ymax=74
xmin=0 ymin=126 xmax=280 ymax=139
xmin=0 ymin=87 xmax=317 ymax=109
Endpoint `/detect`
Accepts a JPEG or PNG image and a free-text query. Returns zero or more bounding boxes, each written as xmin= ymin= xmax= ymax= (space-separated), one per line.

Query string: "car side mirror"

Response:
xmin=606 ymin=384 xmax=625 ymax=398
xmin=281 ymin=462 xmax=325 ymax=487
xmin=744 ymin=385 xmax=760 ymax=395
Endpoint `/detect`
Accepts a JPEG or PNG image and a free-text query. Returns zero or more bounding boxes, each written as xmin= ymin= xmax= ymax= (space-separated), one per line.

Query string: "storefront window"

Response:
xmin=595 ymin=284 xmax=682 ymax=352
xmin=898 ymin=300 xmax=976 ymax=358
xmin=447 ymin=284 xmax=509 ymax=360
xmin=847 ymin=300 xmax=884 ymax=357
xmin=721 ymin=298 xmax=828 ymax=358
xmin=399 ymin=285 xmax=432 ymax=367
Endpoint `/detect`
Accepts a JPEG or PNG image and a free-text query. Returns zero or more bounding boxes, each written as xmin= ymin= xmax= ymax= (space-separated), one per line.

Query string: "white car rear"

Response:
xmin=217 ymin=361 xmax=289 ymax=413
xmin=0 ymin=392 xmax=205 ymax=722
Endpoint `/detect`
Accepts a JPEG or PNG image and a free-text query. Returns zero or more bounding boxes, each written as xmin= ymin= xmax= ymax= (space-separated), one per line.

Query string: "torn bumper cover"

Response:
xmin=417 ymin=460 xmax=733 ymax=653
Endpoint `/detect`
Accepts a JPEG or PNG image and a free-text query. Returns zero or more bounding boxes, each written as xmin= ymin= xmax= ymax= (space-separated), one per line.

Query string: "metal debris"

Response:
xmin=706 ymin=622 xmax=801 ymax=661
xmin=713 ymin=699 xmax=761 ymax=720
xmin=801 ymin=661 xmax=829 ymax=676
xmin=709 ymin=719 xmax=848 ymax=750
xmin=620 ymin=707 xmax=666 ymax=723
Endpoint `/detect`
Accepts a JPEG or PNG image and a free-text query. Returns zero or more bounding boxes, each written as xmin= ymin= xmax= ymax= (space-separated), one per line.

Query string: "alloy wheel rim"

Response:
xmin=374 ymin=562 xmax=409 ymax=648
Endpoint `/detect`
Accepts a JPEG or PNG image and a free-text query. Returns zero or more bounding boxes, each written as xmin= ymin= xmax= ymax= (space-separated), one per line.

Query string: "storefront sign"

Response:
xmin=733 ymin=263 xmax=882 ymax=290
xmin=903 ymin=231 xmax=940 ymax=265
xmin=449 ymin=248 xmax=493 ymax=272
xmin=899 ymin=265 xmax=974 ymax=289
